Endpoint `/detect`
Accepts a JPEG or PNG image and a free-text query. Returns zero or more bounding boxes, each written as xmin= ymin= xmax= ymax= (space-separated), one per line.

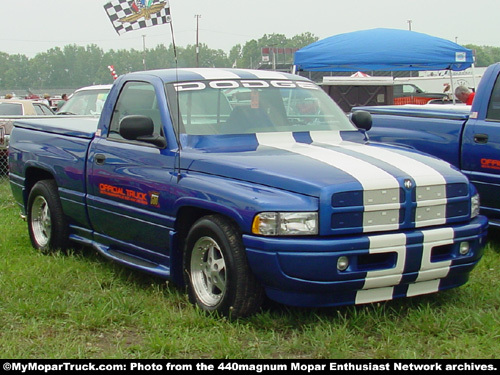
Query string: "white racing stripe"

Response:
xmin=355 ymin=227 xmax=454 ymax=304
xmin=407 ymin=280 xmax=440 ymax=297
xmin=178 ymin=68 xmax=290 ymax=80
xmin=363 ymin=233 xmax=407 ymax=290
xmin=416 ymin=227 xmax=453 ymax=282
xmin=310 ymin=130 xmax=448 ymax=187
xmin=248 ymin=70 xmax=289 ymax=79
xmin=179 ymin=68 xmax=241 ymax=79
xmin=256 ymin=132 xmax=400 ymax=191
xmin=311 ymin=131 xmax=450 ymax=227
xmin=356 ymin=287 xmax=395 ymax=305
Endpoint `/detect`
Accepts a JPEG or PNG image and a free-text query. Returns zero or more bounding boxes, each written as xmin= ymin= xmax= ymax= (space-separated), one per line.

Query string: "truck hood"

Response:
xmin=181 ymin=131 xmax=467 ymax=197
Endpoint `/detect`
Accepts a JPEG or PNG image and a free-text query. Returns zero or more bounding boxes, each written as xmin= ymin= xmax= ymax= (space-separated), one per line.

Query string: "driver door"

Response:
xmin=86 ymin=81 xmax=177 ymax=257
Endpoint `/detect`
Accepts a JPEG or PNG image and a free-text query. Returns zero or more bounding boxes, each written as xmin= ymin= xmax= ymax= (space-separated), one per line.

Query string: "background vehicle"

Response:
xmin=0 ymin=99 xmax=54 ymax=174
xmin=57 ymin=84 xmax=112 ymax=116
xmin=9 ymin=68 xmax=487 ymax=317
xmin=321 ymin=77 xmax=449 ymax=112
xmin=355 ymin=63 xmax=500 ymax=227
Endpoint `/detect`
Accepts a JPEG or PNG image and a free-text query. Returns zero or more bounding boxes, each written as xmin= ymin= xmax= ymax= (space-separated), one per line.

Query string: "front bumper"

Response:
xmin=244 ymin=216 xmax=488 ymax=307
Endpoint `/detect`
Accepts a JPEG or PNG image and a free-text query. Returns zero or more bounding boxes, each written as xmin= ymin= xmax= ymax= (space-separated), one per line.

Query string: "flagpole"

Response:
xmin=166 ymin=4 xmax=181 ymax=182
xmin=169 ymin=21 xmax=178 ymax=67
xmin=104 ymin=0 xmax=181 ymax=174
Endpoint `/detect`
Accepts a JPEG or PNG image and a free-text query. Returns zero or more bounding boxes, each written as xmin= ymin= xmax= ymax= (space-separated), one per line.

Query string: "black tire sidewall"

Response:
xmin=27 ymin=180 xmax=68 ymax=252
xmin=183 ymin=215 xmax=249 ymax=316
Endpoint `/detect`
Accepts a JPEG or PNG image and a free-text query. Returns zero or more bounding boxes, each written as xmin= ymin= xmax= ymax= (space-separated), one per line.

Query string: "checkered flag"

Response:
xmin=104 ymin=0 xmax=171 ymax=35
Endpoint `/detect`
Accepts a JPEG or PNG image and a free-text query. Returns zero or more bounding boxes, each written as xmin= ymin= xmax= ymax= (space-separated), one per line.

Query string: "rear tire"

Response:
xmin=27 ymin=180 xmax=69 ymax=252
xmin=183 ymin=215 xmax=264 ymax=318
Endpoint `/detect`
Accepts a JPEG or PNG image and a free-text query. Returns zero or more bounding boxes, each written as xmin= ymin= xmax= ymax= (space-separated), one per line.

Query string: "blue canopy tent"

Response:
xmin=293 ymin=28 xmax=474 ymax=72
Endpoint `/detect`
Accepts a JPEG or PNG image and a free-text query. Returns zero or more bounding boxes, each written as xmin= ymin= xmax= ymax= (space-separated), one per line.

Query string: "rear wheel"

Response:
xmin=27 ymin=180 xmax=69 ymax=252
xmin=183 ymin=215 xmax=264 ymax=318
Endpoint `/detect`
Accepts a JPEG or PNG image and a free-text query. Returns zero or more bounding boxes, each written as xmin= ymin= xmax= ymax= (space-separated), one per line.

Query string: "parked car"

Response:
xmin=321 ymin=77 xmax=449 ymax=112
xmin=0 ymin=99 xmax=54 ymax=174
xmin=57 ymin=85 xmax=112 ymax=116
xmin=392 ymin=83 xmax=450 ymax=105
xmin=0 ymin=98 xmax=54 ymax=116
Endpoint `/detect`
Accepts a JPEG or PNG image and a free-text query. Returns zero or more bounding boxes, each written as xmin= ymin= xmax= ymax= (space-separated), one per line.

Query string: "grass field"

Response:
xmin=0 ymin=178 xmax=499 ymax=359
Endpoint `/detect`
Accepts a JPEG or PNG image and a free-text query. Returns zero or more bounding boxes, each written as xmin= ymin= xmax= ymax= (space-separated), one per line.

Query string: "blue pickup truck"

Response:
xmin=357 ymin=63 xmax=500 ymax=228
xmin=9 ymin=68 xmax=488 ymax=317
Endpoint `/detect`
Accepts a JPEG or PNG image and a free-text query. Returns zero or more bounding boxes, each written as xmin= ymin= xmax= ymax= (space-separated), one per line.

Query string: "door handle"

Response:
xmin=95 ymin=154 xmax=106 ymax=165
xmin=474 ymin=134 xmax=489 ymax=144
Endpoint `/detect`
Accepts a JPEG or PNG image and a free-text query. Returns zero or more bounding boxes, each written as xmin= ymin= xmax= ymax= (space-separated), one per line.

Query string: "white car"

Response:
xmin=57 ymin=84 xmax=112 ymax=116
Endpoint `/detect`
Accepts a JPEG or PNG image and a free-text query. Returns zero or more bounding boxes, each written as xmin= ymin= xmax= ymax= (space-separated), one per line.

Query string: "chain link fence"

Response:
xmin=1 ymin=119 xmax=10 ymax=182
xmin=1 ymin=153 xmax=8 ymax=181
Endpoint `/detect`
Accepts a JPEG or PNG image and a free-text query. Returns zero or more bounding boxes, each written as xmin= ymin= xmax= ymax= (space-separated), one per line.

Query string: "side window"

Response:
xmin=33 ymin=104 xmax=53 ymax=115
xmin=0 ymin=103 xmax=23 ymax=115
xmin=402 ymin=85 xmax=417 ymax=94
xmin=393 ymin=85 xmax=403 ymax=96
xmin=486 ymin=75 xmax=500 ymax=121
xmin=108 ymin=81 xmax=162 ymax=141
xmin=33 ymin=104 xmax=45 ymax=115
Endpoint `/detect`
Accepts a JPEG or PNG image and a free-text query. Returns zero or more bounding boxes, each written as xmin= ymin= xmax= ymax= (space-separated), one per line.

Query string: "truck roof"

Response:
xmin=122 ymin=68 xmax=309 ymax=83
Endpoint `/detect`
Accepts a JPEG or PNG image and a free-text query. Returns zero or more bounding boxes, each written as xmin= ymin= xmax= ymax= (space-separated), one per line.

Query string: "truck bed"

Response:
xmin=356 ymin=104 xmax=471 ymax=120
xmin=355 ymin=104 xmax=471 ymax=167
xmin=13 ymin=116 xmax=99 ymax=139
xmin=9 ymin=118 xmax=97 ymax=228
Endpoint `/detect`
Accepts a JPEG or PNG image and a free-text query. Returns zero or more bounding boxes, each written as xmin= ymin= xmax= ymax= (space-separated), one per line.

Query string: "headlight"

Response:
xmin=252 ymin=212 xmax=318 ymax=236
xmin=471 ymin=193 xmax=480 ymax=218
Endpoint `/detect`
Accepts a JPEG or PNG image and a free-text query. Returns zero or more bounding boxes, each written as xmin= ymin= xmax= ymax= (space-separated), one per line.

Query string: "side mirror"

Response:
xmin=119 ymin=115 xmax=167 ymax=148
xmin=350 ymin=110 xmax=372 ymax=131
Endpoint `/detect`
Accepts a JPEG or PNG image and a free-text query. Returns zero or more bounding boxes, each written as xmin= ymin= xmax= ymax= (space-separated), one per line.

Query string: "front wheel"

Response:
xmin=27 ymin=180 xmax=69 ymax=252
xmin=183 ymin=215 xmax=264 ymax=318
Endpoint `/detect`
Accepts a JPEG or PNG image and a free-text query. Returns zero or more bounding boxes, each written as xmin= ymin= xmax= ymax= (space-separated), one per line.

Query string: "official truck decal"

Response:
xmin=99 ymin=183 xmax=148 ymax=205
xmin=481 ymin=158 xmax=500 ymax=170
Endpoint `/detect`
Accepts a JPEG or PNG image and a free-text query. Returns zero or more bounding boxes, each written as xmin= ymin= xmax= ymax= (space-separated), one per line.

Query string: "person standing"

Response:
xmin=455 ymin=86 xmax=475 ymax=105
xmin=42 ymin=94 xmax=51 ymax=106
xmin=56 ymin=93 xmax=68 ymax=111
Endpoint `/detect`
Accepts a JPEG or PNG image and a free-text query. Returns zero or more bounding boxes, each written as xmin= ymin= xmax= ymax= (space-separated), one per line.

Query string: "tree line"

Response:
xmin=0 ymin=33 xmax=317 ymax=91
xmin=0 ymin=32 xmax=498 ymax=91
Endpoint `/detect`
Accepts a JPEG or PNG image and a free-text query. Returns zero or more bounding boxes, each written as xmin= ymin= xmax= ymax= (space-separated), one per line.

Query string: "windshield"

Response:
xmin=58 ymin=88 xmax=110 ymax=115
xmin=167 ymin=79 xmax=355 ymax=135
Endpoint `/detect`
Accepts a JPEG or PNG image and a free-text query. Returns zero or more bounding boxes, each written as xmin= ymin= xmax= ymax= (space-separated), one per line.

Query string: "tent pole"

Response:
xmin=449 ymin=69 xmax=456 ymax=104
xmin=471 ymin=63 xmax=477 ymax=91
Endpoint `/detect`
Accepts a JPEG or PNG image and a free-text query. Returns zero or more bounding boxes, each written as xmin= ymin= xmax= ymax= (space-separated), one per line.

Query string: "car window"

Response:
xmin=167 ymin=79 xmax=355 ymax=136
xmin=59 ymin=89 xmax=110 ymax=115
xmin=403 ymin=84 xmax=418 ymax=94
xmin=33 ymin=103 xmax=54 ymax=115
xmin=486 ymin=75 xmax=500 ymax=121
xmin=0 ymin=102 xmax=23 ymax=115
xmin=108 ymin=81 xmax=162 ymax=142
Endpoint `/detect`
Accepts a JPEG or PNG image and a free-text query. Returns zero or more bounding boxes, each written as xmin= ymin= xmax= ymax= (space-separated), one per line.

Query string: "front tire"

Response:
xmin=183 ymin=215 xmax=264 ymax=318
xmin=27 ymin=180 xmax=69 ymax=252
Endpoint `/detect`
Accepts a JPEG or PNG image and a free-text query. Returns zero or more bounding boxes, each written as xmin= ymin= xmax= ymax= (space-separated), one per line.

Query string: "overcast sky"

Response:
xmin=1 ymin=0 xmax=499 ymax=58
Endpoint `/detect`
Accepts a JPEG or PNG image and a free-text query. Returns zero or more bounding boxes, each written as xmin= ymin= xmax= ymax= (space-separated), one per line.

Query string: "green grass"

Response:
xmin=0 ymin=178 xmax=499 ymax=359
